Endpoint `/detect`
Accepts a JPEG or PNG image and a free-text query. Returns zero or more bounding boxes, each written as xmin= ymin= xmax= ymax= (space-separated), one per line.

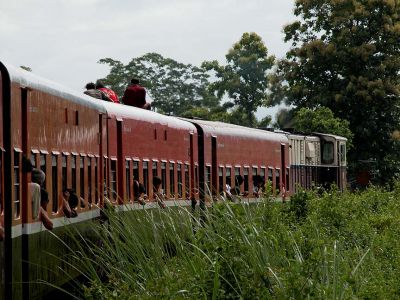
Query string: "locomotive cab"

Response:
xmin=316 ymin=133 xmax=347 ymax=191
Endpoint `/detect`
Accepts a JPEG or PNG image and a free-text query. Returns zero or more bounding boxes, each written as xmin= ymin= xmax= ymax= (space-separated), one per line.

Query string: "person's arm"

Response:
xmin=61 ymin=197 xmax=73 ymax=217
xmin=100 ymin=90 xmax=112 ymax=102
xmin=39 ymin=208 xmax=53 ymax=230
xmin=154 ymin=192 xmax=166 ymax=209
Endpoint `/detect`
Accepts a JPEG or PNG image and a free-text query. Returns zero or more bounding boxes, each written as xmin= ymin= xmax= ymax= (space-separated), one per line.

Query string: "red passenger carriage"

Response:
xmin=0 ymin=61 xmax=346 ymax=299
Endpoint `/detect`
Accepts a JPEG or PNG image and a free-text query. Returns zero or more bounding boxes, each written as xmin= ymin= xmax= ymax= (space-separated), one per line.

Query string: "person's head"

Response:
xmin=253 ymin=175 xmax=263 ymax=187
xmin=235 ymin=175 xmax=244 ymax=186
xmin=32 ymin=169 xmax=46 ymax=186
xmin=85 ymin=82 xmax=95 ymax=90
xmin=62 ymin=188 xmax=71 ymax=199
xmin=138 ymin=183 xmax=146 ymax=194
xmin=153 ymin=176 xmax=162 ymax=189
xmin=95 ymin=81 xmax=105 ymax=89
xmin=68 ymin=190 xmax=79 ymax=208
xmin=22 ymin=155 xmax=33 ymax=173
xmin=40 ymin=188 xmax=49 ymax=207
xmin=131 ymin=78 xmax=140 ymax=85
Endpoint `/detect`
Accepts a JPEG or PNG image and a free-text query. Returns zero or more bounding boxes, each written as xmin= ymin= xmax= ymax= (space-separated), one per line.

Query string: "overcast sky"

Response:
xmin=0 ymin=0 xmax=296 ymax=118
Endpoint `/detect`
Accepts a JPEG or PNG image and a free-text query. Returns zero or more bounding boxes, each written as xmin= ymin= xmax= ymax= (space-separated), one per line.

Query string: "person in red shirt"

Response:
xmin=96 ymin=82 xmax=120 ymax=104
xmin=122 ymin=78 xmax=151 ymax=110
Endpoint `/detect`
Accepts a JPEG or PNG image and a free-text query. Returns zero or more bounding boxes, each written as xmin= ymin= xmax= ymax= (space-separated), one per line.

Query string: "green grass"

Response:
xmin=62 ymin=185 xmax=400 ymax=299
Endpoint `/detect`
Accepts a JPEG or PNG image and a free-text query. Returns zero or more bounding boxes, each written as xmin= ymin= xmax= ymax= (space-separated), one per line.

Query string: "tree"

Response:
xmin=98 ymin=53 xmax=217 ymax=116
xmin=276 ymin=0 xmax=400 ymax=182
xmin=293 ymin=107 xmax=353 ymax=149
xmin=203 ymin=32 xmax=275 ymax=127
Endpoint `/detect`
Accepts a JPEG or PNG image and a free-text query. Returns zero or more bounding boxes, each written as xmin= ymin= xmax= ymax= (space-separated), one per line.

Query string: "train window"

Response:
xmin=226 ymin=167 xmax=232 ymax=188
xmin=243 ymin=167 xmax=249 ymax=193
xmin=286 ymin=168 xmax=290 ymax=192
xmin=177 ymin=163 xmax=182 ymax=198
xmin=322 ymin=141 xmax=334 ymax=164
xmin=219 ymin=167 xmax=224 ymax=194
xmin=185 ymin=164 xmax=189 ymax=197
xmin=195 ymin=165 xmax=198 ymax=190
xmin=110 ymin=159 xmax=117 ymax=201
xmin=94 ymin=158 xmax=99 ymax=204
xmin=235 ymin=167 xmax=240 ymax=176
xmin=169 ymin=162 xmax=175 ymax=198
xmin=75 ymin=110 xmax=79 ymax=126
xmin=80 ymin=156 xmax=85 ymax=201
xmin=205 ymin=166 xmax=211 ymax=195
xmin=40 ymin=154 xmax=47 ymax=187
xmin=268 ymin=168 xmax=273 ymax=192
xmin=340 ymin=144 xmax=346 ymax=164
xmin=152 ymin=161 xmax=158 ymax=177
xmin=52 ymin=154 xmax=58 ymax=213
xmin=260 ymin=168 xmax=266 ymax=182
xmin=65 ymin=108 xmax=68 ymax=124
xmin=161 ymin=162 xmax=167 ymax=192
xmin=275 ymin=169 xmax=281 ymax=194
xmin=88 ymin=158 xmax=92 ymax=204
xmin=104 ymin=157 xmax=109 ymax=199
xmin=14 ymin=151 xmax=21 ymax=219
xmin=126 ymin=160 xmax=131 ymax=201
xmin=62 ymin=155 xmax=67 ymax=191
xmin=143 ymin=161 xmax=149 ymax=196
xmin=133 ymin=160 xmax=139 ymax=181
xmin=31 ymin=152 xmax=37 ymax=168
xmin=71 ymin=155 xmax=77 ymax=192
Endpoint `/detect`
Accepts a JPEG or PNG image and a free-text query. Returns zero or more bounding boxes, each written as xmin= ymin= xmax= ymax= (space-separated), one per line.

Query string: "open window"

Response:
xmin=52 ymin=154 xmax=59 ymax=213
xmin=243 ymin=167 xmax=249 ymax=193
xmin=177 ymin=163 xmax=182 ymax=198
xmin=14 ymin=150 xmax=21 ymax=219
xmin=218 ymin=166 xmax=224 ymax=194
xmin=169 ymin=162 xmax=175 ymax=198
xmin=125 ymin=159 xmax=131 ymax=201
xmin=142 ymin=161 xmax=149 ymax=195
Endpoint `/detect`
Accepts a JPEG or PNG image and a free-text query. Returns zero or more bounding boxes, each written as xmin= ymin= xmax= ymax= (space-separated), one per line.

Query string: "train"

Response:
xmin=0 ymin=61 xmax=347 ymax=299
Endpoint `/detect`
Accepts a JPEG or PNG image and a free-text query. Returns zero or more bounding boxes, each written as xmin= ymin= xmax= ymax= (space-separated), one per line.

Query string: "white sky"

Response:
xmin=0 ymin=0 xmax=296 ymax=119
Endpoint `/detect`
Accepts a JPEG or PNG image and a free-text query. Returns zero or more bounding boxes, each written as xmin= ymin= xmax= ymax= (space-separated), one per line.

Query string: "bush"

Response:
xmin=65 ymin=185 xmax=400 ymax=299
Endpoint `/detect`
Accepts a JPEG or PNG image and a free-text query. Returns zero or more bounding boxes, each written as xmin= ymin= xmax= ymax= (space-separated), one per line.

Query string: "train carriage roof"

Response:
xmin=0 ymin=61 xmax=106 ymax=112
xmin=181 ymin=118 xmax=288 ymax=143
xmin=102 ymin=102 xmax=196 ymax=131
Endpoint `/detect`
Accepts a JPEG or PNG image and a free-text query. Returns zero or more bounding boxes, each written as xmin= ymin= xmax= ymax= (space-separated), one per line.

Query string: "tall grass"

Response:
xmin=61 ymin=185 xmax=400 ymax=299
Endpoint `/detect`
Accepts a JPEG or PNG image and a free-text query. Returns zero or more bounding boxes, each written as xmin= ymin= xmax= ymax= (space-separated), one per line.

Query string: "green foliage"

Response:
xmin=203 ymin=32 xmax=275 ymax=127
xmin=294 ymin=107 xmax=354 ymax=148
xmin=98 ymin=53 xmax=218 ymax=116
xmin=275 ymin=0 xmax=400 ymax=183
xmin=62 ymin=185 xmax=400 ymax=299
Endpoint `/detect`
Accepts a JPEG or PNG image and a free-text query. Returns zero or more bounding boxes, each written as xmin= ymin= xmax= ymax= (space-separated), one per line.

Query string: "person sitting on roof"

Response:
xmin=96 ymin=82 xmax=120 ymax=104
xmin=84 ymin=82 xmax=112 ymax=101
xmin=122 ymin=78 xmax=151 ymax=110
